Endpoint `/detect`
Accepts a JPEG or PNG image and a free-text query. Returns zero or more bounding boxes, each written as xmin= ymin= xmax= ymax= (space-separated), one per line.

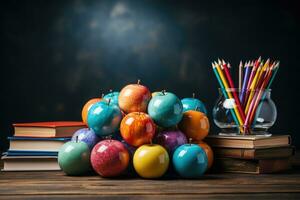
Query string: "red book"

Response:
xmin=13 ymin=121 xmax=87 ymax=138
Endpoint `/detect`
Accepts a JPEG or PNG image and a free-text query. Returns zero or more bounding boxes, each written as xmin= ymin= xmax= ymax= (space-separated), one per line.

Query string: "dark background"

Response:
xmin=1 ymin=0 xmax=299 ymax=151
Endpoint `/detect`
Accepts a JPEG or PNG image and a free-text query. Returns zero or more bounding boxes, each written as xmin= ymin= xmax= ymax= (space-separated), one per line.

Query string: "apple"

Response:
xmin=118 ymin=80 xmax=151 ymax=113
xmin=133 ymin=144 xmax=169 ymax=178
xmin=181 ymin=95 xmax=207 ymax=114
xmin=154 ymin=130 xmax=187 ymax=155
xmin=120 ymin=112 xmax=156 ymax=147
xmin=147 ymin=91 xmax=183 ymax=127
xmin=71 ymin=128 xmax=101 ymax=150
xmin=103 ymin=91 xmax=119 ymax=106
xmin=58 ymin=140 xmax=91 ymax=175
xmin=178 ymin=110 xmax=209 ymax=141
xmin=198 ymin=141 xmax=214 ymax=170
xmin=172 ymin=143 xmax=208 ymax=178
xmin=87 ymin=100 xmax=123 ymax=137
xmin=81 ymin=97 xmax=102 ymax=124
xmin=91 ymin=139 xmax=130 ymax=177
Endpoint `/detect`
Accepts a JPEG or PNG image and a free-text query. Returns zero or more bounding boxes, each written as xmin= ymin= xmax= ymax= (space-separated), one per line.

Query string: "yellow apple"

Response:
xmin=133 ymin=144 xmax=169 ymax=178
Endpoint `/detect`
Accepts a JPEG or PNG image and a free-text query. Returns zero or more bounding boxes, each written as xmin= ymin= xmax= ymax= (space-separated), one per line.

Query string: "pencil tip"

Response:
xmin=258 ymin=56 xmax=261 ymax=62
xmin=218 ymin=58 xmax=222 ymax=65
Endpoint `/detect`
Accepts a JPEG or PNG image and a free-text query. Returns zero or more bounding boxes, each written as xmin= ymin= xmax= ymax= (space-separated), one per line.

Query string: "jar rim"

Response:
xmin=218 ymin=88 xmax=272 ymax=93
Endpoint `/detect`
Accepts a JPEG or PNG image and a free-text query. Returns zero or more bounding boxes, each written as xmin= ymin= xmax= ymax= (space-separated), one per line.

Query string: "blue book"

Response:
xmin=7 ymin=136 xmax=71 ymax=152
xmin=3 ymin=150 xmax=58 ymax=156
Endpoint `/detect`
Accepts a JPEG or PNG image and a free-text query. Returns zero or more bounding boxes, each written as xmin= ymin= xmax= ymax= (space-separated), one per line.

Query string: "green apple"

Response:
xmin=58 ymin=140 xmax=91 ymax=175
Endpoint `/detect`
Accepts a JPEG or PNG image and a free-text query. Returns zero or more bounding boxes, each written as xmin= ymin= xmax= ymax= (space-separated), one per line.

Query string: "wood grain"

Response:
xmin=0 ymin=155 xmax=300 ymax=199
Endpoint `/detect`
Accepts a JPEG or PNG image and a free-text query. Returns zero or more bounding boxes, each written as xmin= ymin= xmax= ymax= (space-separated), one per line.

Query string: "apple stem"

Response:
xmin=189 ymin=138 xmax=192 ymax=145
xmin=107 ymin=98 xmax=111 ymax=105
xmin=137 ymin=79 xmax=141 ymax=85
xmin=101 ymin=93 xmax=104 ymax=98
xmin=162 ymin=90 xmax=166 ymax=95
xmin=109 ymin=89 xmax=113 ymax=93
xmin=192 ymin=93 xmax=195 ymax=98
xmin=195 ymin=106 xmax=199 ymax=111
xmin=76 ymin=136 xmax=78 ymax=143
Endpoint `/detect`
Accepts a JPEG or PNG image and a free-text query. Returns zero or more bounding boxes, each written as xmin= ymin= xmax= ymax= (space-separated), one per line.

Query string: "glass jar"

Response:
xmin=212 ymin=88 xmax=277 ymax=135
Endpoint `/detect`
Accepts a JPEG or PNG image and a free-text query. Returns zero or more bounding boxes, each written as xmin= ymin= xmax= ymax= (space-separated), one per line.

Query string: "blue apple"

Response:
xmin=87 ymin=100 xmax=123 ymax=137
xmin=103 ymin=91 xmax=119 ymax=106
xmin=173 ymin=144 xmax=208 ymax=178
xmin=147 ymin=91 xmax=183 ymax=127
xmin=181 ymin=98 xmax=207 ymax=114
xmin=71 ymin=128 xmax=101 ymax=150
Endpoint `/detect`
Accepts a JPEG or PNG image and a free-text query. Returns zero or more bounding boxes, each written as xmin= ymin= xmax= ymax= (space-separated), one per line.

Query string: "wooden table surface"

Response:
xmin=1 ymin=157 xmax=300 ymax=200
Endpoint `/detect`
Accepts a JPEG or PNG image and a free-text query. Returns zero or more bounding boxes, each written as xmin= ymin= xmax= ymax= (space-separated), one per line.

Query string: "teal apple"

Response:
xmin=58 ymin=140 xmax=91 ymax=175
xmin=103 ymin=91 xmax=119 ymax=106
xmin=172 ymin=144 xmax=208 ymax=178
xmin=181 ymin=96 xmax=207 ymax=114
xmin=87 ymin=100 xmax=123 ymax=137
xmin=147 ymin=91 xmax=183 ymax=127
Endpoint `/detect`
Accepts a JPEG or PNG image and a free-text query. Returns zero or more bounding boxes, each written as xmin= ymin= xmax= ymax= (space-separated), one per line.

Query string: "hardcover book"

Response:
xmin=205 ymin=135 xmax=291 ymax=149
xmin=1 ymin=155 xmax=60 ymax=171
xmin=13 ymin=121 xmax=86 ymax=137
xmin=8 ymin=137 xmax=70 ymax=151
xmin=213 ymin=146 xmax=295 ymax=159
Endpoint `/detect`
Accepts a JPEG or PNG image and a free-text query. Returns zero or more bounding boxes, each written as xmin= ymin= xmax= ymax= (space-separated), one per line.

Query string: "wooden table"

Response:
xmin=1 ymin=158 xmax=300 ymax=199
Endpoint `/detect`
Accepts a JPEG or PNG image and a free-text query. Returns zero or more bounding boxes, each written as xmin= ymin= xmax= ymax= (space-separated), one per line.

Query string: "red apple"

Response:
xmin=118 ymin=80 xmax=151 ymax=113
xmin=120 ymin=112 xmax=156 ymax=147
xmin=90 ymin=140 xmax=129 ymax=177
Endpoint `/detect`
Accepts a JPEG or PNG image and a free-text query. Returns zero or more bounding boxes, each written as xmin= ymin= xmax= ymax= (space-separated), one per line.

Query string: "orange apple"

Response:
xmin=118 ymin=81 xmax=151 ymax=113
xmin=178 ymin=110 xmax=209 ymax=141
xmin=120 ymin=112 xmax=156 ymax=147
xmin=81 ymin=98 xmax=102 ymax=124
xmin=198 ymin=141 xmax=214 ymax=170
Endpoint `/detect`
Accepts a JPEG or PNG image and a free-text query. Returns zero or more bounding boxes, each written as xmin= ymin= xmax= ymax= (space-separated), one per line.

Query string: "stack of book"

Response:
xmin=1 ymin=121 xmax=86 ymax=171
xmin=205 ymin=134 xmax=294 ymax=174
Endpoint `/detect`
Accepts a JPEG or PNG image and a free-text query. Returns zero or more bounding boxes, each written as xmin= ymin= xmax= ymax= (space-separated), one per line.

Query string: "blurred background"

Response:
xmin=1 ymin=0 xmax=299 ymax=151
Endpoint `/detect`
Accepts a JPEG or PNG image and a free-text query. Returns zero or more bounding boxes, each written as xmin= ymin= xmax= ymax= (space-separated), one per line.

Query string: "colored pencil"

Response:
xmin=212 ymin=63 xmax=239 ymax=126
xmin=239 ymin=61 xmax=243 ymax=90
xmin=222 ymin=61 xmax=246 ymax=122
xmin=240 ymin=61 xmax=252 ymax=104
xmin=214 ymin=62 xmax=244 ymax=129
xmin=243 ymin=58 xmax=261 ymax=108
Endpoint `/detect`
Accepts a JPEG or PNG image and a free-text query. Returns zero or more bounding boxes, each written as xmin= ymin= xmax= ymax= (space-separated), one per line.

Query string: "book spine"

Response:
xmin=214 ymin=148 xmax=255 ymax=159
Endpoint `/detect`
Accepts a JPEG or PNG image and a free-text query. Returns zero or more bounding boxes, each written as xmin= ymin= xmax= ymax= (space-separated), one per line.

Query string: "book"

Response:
xmin=213 ymin=146 xmax=295 ymax=159
xmin=205 ymin=135 xmax=291 ymax=149
xmin=13 ymin=121 xmax=86 ymax=137
xmin=1 ymin=155 xmax=60 ymax=171
xmin=213 ymin=157 xmax=291 ymax=174
xmin=8 ymin=137 xmax=70 ymax=151
xmin=3 ymin=150 xmax=58 ymax=156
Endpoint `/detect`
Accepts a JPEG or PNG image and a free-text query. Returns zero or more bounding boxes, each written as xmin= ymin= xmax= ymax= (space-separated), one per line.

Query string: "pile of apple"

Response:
xmin=58 ymin=81 xmax=213 ymax=179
